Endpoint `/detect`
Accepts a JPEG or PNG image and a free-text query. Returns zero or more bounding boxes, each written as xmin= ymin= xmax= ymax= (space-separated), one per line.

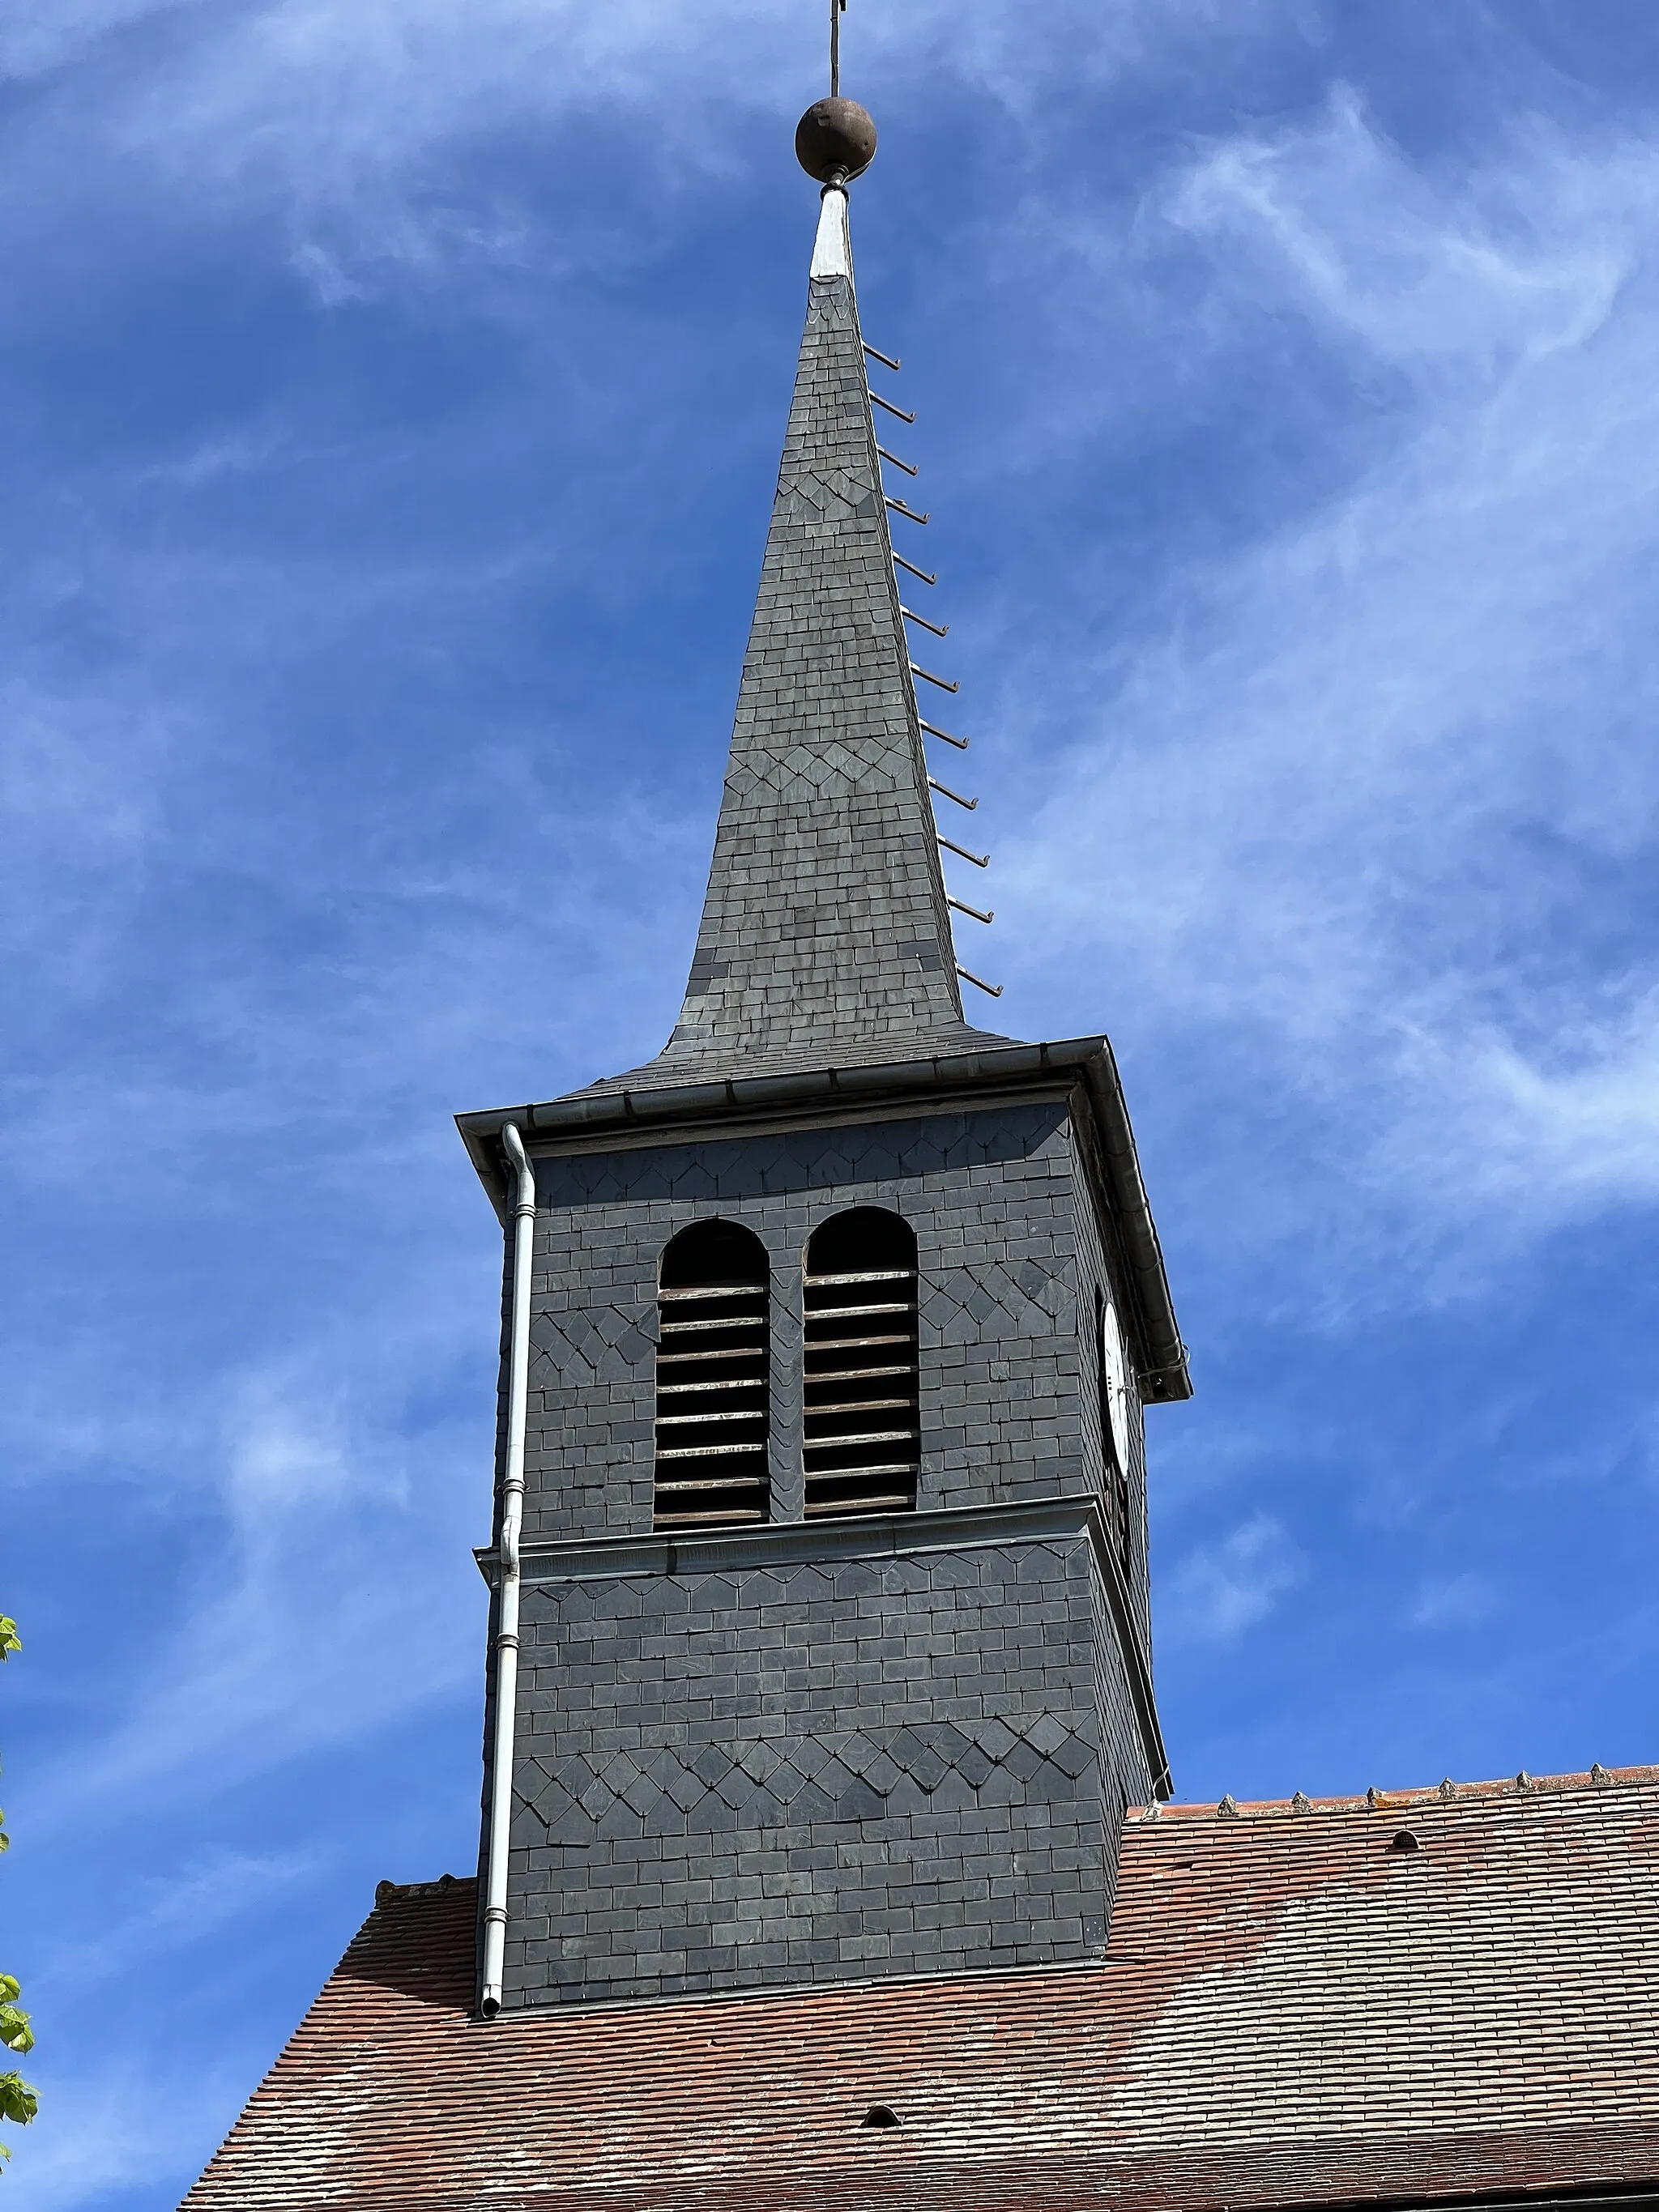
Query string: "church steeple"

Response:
xmin=454 ymin=86 xmax=1187 ymax=2021
xmin=615 ymin=107 xmax=998 ymax=1091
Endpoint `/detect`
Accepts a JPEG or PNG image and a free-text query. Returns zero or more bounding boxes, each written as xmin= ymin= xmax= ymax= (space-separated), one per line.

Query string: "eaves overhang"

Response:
xmin=456 ymin=1033 xmax=1191 ymax=1404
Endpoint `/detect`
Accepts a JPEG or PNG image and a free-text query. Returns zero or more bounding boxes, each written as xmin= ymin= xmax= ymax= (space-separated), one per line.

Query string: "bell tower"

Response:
xmin=458 ymin=93 xmax=1189 ymax=2016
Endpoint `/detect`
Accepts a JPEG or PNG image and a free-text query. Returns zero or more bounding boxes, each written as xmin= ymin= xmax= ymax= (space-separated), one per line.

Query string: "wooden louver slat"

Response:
xmin=654 ymin=1222 xmax=770 ymax=1531
xmin=803 ymin=1215 xmax=919 ymax=1519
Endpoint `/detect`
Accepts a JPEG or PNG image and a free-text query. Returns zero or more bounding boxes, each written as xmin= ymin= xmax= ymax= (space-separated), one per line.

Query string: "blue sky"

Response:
xmin=4 ymin=0 xmax=1659 ymax=2201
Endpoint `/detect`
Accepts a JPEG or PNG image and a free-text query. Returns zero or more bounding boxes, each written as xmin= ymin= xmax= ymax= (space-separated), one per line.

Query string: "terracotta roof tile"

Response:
xmin=181 ymin=1767 xmax=1659 ymax=2212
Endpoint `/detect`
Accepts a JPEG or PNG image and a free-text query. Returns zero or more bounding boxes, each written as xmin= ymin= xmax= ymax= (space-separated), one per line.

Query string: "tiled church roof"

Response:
xmin=181 ymin=1766 xmax=1659 ymax=2212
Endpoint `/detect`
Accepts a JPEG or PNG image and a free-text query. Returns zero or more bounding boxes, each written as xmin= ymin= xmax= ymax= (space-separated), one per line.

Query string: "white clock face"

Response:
xmin=1101 ymin=1297 xmax=1132 ymax=1477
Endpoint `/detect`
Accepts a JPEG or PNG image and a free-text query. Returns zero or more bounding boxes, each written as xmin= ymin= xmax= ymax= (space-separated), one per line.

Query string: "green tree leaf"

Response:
xmin=0 ymin=2071 xmax=39 ymax=2126
xmin=1 ymin=1612 xmax=35 ymax=2166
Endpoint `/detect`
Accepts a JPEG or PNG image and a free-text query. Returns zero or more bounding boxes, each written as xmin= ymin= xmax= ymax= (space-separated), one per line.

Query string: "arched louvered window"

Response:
xmin=653 ymin=1221 xmax=770 ymax=1529
xmin=803 ymin=1208 xmax=919 ymax=1519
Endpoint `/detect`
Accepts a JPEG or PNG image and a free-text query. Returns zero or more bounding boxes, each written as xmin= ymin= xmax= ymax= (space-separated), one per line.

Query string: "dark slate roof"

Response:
xmin=590 ymin=185 xmax=1000 ymax=1097
xmin=181 ymin=1766 xmax=1659 ymax=2212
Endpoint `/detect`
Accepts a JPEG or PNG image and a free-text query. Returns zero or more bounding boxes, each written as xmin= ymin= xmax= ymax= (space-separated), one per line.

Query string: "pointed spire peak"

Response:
xmin=572 ymin=81 xmax=1010 ymax=1102
xmin=574 ymin=117 xmax=1011 ymax=1097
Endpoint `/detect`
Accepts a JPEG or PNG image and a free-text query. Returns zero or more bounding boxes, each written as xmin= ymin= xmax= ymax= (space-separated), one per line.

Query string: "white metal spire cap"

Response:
xmin=810 ymin=185 xmax=851 ymax=279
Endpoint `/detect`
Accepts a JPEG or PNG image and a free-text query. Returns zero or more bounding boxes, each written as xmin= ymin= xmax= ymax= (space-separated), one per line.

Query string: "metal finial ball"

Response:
xmin=795 ymin=97 xmax=877 ymax=184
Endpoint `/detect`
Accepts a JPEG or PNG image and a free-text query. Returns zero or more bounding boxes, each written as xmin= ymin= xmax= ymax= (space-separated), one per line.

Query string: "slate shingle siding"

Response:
xmin=658 ymin=265 xmax=963 ymax=1071
xmin=510 ymin=1101 xmax=1144 ymax=1545
xmin=504 ymin=1530 xmax=1147 ymax=2007
xmin=488 ymin=1093 xmax=1155 ymax=2009
xmin=575 ymin=249 xmax=1000 ymax=1102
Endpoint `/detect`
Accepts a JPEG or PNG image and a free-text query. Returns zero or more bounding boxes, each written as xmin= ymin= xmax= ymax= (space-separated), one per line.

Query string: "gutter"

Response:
xmin=479 ymin=1123 xmax=535 ymax=2018
xmin=1078 ymin=1042 xmax=1189 ymax=1404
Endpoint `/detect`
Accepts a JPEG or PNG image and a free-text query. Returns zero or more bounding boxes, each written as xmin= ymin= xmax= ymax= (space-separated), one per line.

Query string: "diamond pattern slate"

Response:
xmin=511 ymin=1711 xmax=1096 ymax=1842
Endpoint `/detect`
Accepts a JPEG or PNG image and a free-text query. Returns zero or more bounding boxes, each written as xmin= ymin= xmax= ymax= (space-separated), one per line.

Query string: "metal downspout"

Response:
xmin=480 ymin=1122 xmax=535 ymax=2018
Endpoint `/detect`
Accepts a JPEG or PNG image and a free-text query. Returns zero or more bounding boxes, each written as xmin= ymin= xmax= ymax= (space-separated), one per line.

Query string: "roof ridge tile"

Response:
xmin=1134 ymin=1762 xmax=1659 ymax=1821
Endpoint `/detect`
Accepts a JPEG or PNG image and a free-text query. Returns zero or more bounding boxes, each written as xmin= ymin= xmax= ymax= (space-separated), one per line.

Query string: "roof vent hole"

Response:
xmin=1391 ymin=1829 xmax=1420 ymax=1853
xmin=861 ymin=2104 xmax=902 ymax=2131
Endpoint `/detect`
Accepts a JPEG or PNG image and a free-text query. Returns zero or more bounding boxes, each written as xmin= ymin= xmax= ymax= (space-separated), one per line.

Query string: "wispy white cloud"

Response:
xmin=0 ymin=0 xmax=175 ymax=79
xmin=1411 ymin=1572 xmax=1495 ymax=1630
xmin=14 ymin=1326 xmax=487 ymax=1840
xmin=1162 ymin=1515 xmax=1305 ymax=1643
xmin=1 ymin=0 xmax=1290 ymax=292
xmin=1161 ymin=88 xmax=1631 ymax=379
xmin=45 ymin=1848 xmax=319 ymax=1990
xmin=995 ymin=93 xmax=1659 ymax=1268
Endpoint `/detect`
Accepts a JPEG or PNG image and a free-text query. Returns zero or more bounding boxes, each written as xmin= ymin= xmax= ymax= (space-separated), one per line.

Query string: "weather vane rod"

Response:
xmin=795 ymin=2 xmax=874 ymax=187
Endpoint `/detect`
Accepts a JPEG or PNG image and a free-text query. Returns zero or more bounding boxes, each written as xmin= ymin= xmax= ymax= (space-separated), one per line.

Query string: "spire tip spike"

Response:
xmin=796 ymin=2 xmax=875 ymax=190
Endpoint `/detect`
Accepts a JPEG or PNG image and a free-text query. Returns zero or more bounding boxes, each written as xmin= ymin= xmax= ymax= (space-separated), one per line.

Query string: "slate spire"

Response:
xmin=624 ymin=177 xmax=997 ymax=1089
